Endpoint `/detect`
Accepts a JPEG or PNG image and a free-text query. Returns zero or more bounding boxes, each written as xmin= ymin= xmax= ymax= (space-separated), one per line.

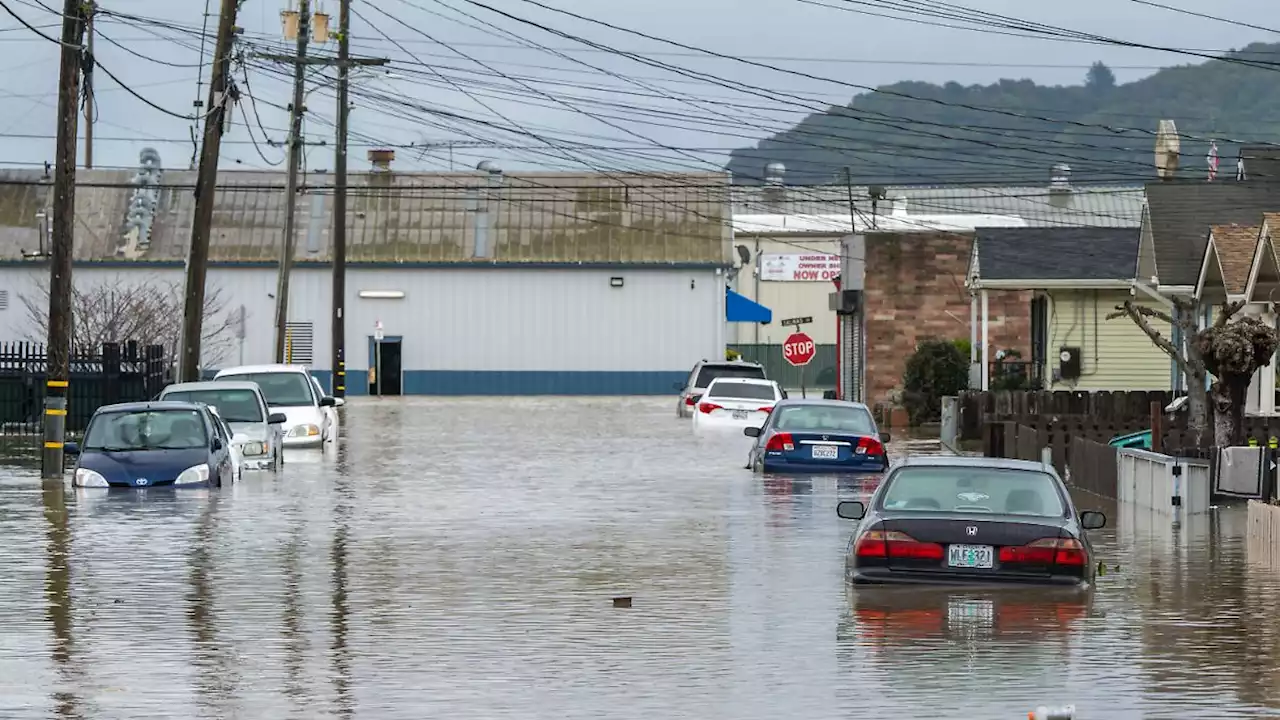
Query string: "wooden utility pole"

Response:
xmin=43 ymin=0 xmax=88 ymax=480
xmin=180 ymin=0 xmax=242 ymax=383
xmin=273 ymin=0 xmax=311 ymax=364
xmin=82 ymin=6 xmax=94 ymax=169
xmin=331 ymin=0 xmax=351 ymax=397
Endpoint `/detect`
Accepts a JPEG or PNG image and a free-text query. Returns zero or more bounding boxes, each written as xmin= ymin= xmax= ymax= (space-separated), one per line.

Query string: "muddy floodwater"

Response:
xmin=2 ymin=397 xmax=1280 ymax=719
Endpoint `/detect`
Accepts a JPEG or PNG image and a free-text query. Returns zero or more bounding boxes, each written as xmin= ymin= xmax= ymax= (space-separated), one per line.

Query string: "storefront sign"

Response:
xmin=759 ymin=253 xmax=841 ymax=282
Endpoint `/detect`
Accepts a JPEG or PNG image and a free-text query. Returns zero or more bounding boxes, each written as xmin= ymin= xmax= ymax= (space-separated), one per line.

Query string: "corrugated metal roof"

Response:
xmin=732 ymin=183 xmax=1144 ymax=228
xmin=732 ymin=212 xmax=1027 ymax=235
xmin=0 ymin=168 xmax=732 ymax=265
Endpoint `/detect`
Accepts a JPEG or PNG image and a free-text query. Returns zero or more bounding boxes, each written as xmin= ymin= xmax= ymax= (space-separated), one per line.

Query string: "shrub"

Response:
xmin=902 ymin=337 xmax=969 ymax=425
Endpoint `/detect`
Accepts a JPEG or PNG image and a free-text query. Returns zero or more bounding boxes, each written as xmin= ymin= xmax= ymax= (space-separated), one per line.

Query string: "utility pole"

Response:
xmin=82 ymin=5 xmax=94 ymax=169
xmin=43 ymin=0 xmax=88 ymax=480
xmin=331 ymin=0 xmax=351 ymax=397
xmin=273 ymin=0 xmax=311 ymax=364
xmin=179 ymin=0 xmax=241 ymax=383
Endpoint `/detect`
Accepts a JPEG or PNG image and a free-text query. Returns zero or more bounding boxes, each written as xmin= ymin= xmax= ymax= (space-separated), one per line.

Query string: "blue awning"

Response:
xmin=726 ymin=289 xmax=773 ymax=323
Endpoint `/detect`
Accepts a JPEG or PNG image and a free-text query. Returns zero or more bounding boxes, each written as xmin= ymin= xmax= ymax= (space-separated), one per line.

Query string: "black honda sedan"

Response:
xmin=836 ymin=456 xmax=1106 ymax=588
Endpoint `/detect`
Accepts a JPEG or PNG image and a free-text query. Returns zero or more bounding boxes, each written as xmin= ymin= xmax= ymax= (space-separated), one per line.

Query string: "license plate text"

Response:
xmin=947 ymin=544 xmax=994 ymax=569
xmin=811 ymin=445 xmax=838 ymax=460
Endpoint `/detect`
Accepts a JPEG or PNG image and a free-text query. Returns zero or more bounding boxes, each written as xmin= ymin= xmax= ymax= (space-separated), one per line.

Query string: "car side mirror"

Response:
xmin=333 ymin=397 xmax=346 ymax=407
xmin=268 ymin=412 xmax=287 ymax=425
xmin=879 ymin=432 xmax=891 ymax=443
xmin=743 ymin=426 xmax=761 ymax=438
xmin=836 ymin=501 xmax=865 ymax=520
xmin=212 ymin=437 xmax=224 ymax=452
xmin=320 ymin=396 xmax=337 ymax=407
xmin=1080 ymin=511 xmax=1107 ymax=530
xmin=64 ymin=441 xmax=79 ymax=455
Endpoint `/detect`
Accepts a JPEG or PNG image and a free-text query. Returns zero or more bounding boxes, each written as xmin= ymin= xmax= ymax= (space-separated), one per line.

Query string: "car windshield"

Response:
xmin=161 ymin=389 xmax=263 ymax=423
xmin=694 ymin=364 xmax=765 ymax=387
xmin=707 ymin=382 xmax=776 ymax=401
xmin=879 ymin=466 xmax=1068 ymax=518
xmin=770 ymin=404 xmax=875 ymax=433
xmin=219 ymin=372 xmax=314 ymax=407
xmin=84 ymin=409 xmax=208 ymax=451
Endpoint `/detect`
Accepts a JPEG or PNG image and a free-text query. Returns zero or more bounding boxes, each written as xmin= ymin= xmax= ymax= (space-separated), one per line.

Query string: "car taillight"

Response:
xmin=685 ymin=395 xmax=696 ymax=405
xmin=998 ymin=538 xmax=1086 ymax=566
xmin=855 ymin=529 xmax=944 ymax=560
xmin=765 ymin=432 xmax=794 ymax=451
xmin=855 ymin=436 xmax=884 ymax=456
xmin=757 ymin=406 xmax=774 ymax=413
xmin=698 ymin=402 xmax=721 ymax=414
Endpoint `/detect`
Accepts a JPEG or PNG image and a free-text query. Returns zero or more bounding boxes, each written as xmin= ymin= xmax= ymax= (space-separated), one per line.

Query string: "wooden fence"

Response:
xmin=984 ymin=421 xmax=1120 ymax=499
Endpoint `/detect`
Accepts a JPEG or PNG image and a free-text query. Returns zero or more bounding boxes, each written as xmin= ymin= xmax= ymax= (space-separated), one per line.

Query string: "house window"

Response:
xmin=284 ymin=322 xmax=314 ymax=365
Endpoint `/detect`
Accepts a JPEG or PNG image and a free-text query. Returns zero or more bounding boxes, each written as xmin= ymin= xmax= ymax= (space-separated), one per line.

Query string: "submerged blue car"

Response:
xmin=67 ymin=401 xmax=237 ymax=488
xmin=744 ymin=398 xmax=890 ymax=474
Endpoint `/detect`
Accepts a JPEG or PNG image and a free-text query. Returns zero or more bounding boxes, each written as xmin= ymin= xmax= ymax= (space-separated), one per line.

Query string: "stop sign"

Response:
xmin=782 ymin=332 xmax=816 ymax=367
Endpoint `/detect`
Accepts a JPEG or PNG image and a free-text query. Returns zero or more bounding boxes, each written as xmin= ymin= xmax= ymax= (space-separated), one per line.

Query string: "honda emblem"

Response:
xmin=822 ymin=435 xmax=829 ymax=441
xmin=965 ymin=526 xmax=978 ymax=536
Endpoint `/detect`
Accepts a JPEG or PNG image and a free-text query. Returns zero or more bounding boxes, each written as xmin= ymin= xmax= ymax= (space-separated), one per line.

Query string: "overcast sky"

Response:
xmin=0 ymin=0 xmax=1273 ymax=174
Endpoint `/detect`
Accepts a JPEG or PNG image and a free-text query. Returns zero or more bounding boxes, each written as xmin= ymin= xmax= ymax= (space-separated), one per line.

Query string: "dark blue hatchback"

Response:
xmin=67 ymin=401 xmax=236 ymax=489
xmin=745 ymin=399 xmax=890 ymax=474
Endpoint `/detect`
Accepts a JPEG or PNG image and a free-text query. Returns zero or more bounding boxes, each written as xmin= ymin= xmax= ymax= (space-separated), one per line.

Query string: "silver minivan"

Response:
xmin=675 ymin=359 xmax=768 ymax=418
xmin=159 ymin=380 xmax=286 ymax=471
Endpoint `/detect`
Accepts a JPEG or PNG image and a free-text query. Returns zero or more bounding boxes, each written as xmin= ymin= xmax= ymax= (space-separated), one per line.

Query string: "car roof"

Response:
xmin=696 ymin=359 xmax=764 ymax=368
xmin=706 ymin=377 xmax=776 ymax=385
xmin=161 ymin=381 xmax=263 ymax=394
xmin=772 ymin=398 xmax=872 ymax=411
xmin=95 ymin=400 xmax=210 ymax=414
xmin=892 ymin=455 xmax=1057 ymax=474
xmin=216 ymin=364 xmax=310 ymax=376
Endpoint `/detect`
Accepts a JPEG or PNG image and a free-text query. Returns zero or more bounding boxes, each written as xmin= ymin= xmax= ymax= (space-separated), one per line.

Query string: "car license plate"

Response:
xmin=732 ymin=410 xmax=748 ymax=420
xmin=811 ymin=444 xmax=838 ymax=460
xmin=947 ymin=544 xmax=994 ymax=569
xmin=947 ymin=598 xmax=994 ymax=626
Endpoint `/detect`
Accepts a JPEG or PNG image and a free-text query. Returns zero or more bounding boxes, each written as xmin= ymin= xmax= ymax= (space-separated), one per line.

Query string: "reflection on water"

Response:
xmin=0 ymin=399 xmax=1279 ymax=717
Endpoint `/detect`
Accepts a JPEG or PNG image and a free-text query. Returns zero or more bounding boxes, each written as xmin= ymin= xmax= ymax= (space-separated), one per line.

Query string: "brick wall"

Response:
xmin=864 ymin=231 xmax=1030 ymax=405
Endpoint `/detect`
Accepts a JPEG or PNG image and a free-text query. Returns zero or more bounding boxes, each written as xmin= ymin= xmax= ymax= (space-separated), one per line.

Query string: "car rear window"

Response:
xmin=771 ymin=404 xmax=874 ymax=433
xmin=879 ymin=467 xmax=1067 ymax=518
xmin=694 ymin=364 xmax=765 ymax=387
xmin=706 ymin=382 xmax=776 ymax=401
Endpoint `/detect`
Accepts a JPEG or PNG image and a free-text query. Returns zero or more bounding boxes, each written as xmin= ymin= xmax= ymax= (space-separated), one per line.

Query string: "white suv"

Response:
xmin=676 ymin=359 xmax=767 ymax=418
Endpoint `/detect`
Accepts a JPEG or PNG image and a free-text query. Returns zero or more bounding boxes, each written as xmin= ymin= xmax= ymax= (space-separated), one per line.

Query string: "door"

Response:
xmin=368 ymin=335 xmax=404 ymax=396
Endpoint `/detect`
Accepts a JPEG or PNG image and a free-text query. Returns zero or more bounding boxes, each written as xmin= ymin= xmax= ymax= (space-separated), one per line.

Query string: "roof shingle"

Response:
xmin=1144 ymin=180 xmax=1280 ymax=286
xmin=1207 ymin=224 xmax=1260 ymax=295
xmin=973 ymin=226 xmax=1140 ymax=282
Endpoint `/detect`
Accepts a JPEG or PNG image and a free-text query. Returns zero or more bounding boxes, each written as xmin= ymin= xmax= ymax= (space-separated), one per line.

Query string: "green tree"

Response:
xmin=902 ymin=338 xmax=969 ymax=426
xmin=1086 ymin=61 xmax=1116 ymax=91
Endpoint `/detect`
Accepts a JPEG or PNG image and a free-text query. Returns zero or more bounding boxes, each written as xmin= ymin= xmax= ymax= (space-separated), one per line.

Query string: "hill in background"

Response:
xmin=725 ymin=43 xmax=1280 ymax=186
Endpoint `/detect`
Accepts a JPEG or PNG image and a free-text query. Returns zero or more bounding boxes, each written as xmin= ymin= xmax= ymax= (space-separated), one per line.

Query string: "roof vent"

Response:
xmin=368 ymin=149 xmax=395 ymax=172
xmin=764 ymin=162 xmax=785 ymax=186
xmin=1154 ymin=120 xmax=1180 ymax=181
xmin=1050 ymin=163 xmax=1071 ymax=192
xmin=762 ymin=162 xmax=786 ymax=211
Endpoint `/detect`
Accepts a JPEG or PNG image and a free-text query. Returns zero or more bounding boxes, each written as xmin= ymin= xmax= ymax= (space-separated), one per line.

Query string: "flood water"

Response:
xmin=2 ymin=397 xmax=1280 ymax=719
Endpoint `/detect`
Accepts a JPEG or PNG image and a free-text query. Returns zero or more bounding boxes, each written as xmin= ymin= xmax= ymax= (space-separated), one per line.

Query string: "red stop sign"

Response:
xmin=782 ymin=332 xmax=816 ymax=367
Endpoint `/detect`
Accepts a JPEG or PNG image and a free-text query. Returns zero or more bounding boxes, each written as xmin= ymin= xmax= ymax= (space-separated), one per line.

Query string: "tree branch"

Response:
xmin=1113 ymin=300 xmax=1195 ymax=377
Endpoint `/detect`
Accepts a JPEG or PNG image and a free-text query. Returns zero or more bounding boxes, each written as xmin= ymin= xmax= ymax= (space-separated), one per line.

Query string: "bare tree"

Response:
xmin=22 ymin=273 xmax=238 ymax=367
xmin=1111 ymin=297 xmax=1279 ymax=447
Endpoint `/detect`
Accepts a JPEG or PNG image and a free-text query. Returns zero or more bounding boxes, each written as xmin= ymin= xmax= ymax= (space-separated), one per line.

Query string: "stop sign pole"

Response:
xmin=782 ymin=318 xmax=816 ymax=398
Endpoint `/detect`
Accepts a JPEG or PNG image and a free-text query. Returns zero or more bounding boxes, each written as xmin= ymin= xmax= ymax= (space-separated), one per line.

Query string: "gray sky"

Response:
xmin=0 ymin=0 xmax=1274 ymax=174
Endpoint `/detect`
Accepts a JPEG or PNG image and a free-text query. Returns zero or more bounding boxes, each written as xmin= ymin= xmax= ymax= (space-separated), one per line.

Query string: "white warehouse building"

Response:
xmin=0 ymin=161 xmax=736 ymax=395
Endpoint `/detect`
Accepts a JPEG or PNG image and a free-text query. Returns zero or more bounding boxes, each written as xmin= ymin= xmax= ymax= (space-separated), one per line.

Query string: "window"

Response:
xmin=284 ymin=322 xmax=314 ymax=365
xmin=694 ymin=364 xmax=765 ymax=387
xmin=878 ymin=466 xmax=1068 ymax=518
xmin=770 ymin=404 xmax=875 ymax=434
xmin=217 ymin=372 xmax=315 ymax=407
xmin=84 ymin=409 xmax=208 ymax=451
xmin=160 ymin=388 xmax=264 ymax=423
xmin=706 ymin=381 xmax=777 ymax=401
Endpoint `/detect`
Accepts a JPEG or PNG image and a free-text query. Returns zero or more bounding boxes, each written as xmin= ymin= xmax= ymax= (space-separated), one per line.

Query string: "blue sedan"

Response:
xmin=66 ymin=401 xmax=237 ymax=489
xmin=744 ymin=398 xmax=890 ymax=474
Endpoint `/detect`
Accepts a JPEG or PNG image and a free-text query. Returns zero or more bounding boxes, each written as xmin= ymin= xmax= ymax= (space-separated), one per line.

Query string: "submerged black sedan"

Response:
xmin=836 ymin=456 xmax=1106 ymax=587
